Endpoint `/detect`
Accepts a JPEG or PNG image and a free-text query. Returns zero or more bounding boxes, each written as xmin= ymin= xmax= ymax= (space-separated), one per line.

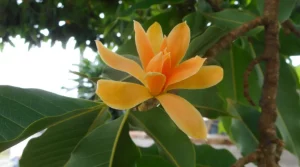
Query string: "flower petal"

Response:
xmin=96 ymin=80 xmax=152 ymax=110
xmin=166 ymin=56 xmax=206 ymax=87
xmin=134 ymin=21 xmax=155 ymax=69
xmin=162 ymin=52 xmax=171 ymax=77
xmin=146 ymin=52 xmax=163 ymax=73
xmin=167 ymin=66 xmax=224 ymax=90
xmin=167 ymin=22 xmax=190 ymax=67
xmin=156 ymin=93 xmax=207 ymax=139
xmin=95 ymin=40 xmax=146 ymax=84
xmin=147 ymin=22 xmax=164 ymax=55
xmin=145 ymin=72 xmax=166 ymax=96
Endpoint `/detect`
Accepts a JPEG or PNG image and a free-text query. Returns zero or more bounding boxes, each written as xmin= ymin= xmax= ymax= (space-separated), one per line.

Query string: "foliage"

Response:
xmin=1 ymin=0 xmax=300 ymax=167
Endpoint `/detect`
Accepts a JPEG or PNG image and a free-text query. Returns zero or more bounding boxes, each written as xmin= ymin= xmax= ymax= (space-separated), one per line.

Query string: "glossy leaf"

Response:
xmin=224 ymin=100 xmax=260 ymax=155
xmin=185 ymin=26 xmax=228 ymax=59
xmin=195 ymin=144 xmax=236 ymax=167
xmin=216 ymin=43 xmax=261 ymax=105
xmin=276 ymin=57 xmax=300 ymax=161
xmin=135 ymin=156 xmax=175 ymax=167
xmin=0 ymin=86 xmax=99 ymax=151
xmin=256 ymin=0 xmax=297 ymax=22
xmin=65 ymin=112 xmax=140 ymax=167
xmin=183 ymin=12 xmax=206 ymax=38
xmin=129 ymin=107 xmax=196 ymax=167
xmin=178 ymin=88 xmax=229 ymax=119
xmin=19 ymin=107 xmax=111 ymax=167
xmin=202 ymin=9 xmax=263 ymax=35
xmin=119 ymin=0 xmax=184 ymax=16
xmin=279 ymin=29 xmax=300 ymax=56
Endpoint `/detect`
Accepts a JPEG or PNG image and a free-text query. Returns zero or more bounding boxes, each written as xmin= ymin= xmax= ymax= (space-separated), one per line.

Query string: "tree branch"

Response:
xmin=282 ymin=20 xmax=300 ymax=37
xmin=204 ymin=17 xmax=263 ymax=58
xmin=243 ymin=56 xmax=264 ymax=106
xmin=258 ymin=0 xmax=281 ymax=166
xmin=232 ymin=151 xmax=259 ymax=167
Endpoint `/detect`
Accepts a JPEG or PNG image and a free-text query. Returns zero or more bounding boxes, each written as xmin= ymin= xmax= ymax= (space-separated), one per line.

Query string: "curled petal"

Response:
xmin=167 ymin=22 xmax=190 ymax=67
xmin=166 ymin=56 xmax=206 ymax=87
xmin=95 ymin=40 xmax=146 ymax=84
xmin=156 ymin=93 xmax=207 ymax=139
xmin=96 ymin=80 xmax=152 ymax=110
xmin=146 ymin=52 xmax=163 ymax=73
xmin=145 ymin=72 xmax=166 ymax=96
xmin=134 ymin=21 xmax=155 ymax=69
xmin=167 ymin=66 xmax=224 ymax=90
xmin=147 ymin=22 xmax=164 ymax=55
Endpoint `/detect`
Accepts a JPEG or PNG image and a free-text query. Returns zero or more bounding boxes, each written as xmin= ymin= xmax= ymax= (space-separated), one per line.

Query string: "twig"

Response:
xmin=282 ymin=20 xmax=300 ymax=37
xmin=206 ymin=0 xmax=222 ymax=12
xmin=232 ymin=151 xmax=259 ymax=167
xmin=243 ymin=56 xmax=264 ymax=106
xmin=204 ymin=17 xmax=263 ymax=58
xmin=258 ymin=0 xmax=281 ymax=166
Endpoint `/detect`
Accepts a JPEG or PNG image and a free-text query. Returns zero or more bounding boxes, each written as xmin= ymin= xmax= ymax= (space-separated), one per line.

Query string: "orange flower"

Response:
xmin=95 ymin=21 xmax=223 ymax=139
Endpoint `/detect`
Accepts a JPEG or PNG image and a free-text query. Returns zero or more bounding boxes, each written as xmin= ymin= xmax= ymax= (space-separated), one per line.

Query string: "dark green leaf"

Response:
xmin=195 ymin=144 xmax=236 ymax=167
xmin=183 ymin=12 xmax=206 ymax=38
xmin=65 ymin=112 xmax=140 ymax=167
xmin=119 ymin=0 xmax=184 ymax=17
xmin=129 ymin=107 xmax=195 ymax=167
xmin=216 ymin=42 xmax=261 ymax=105
xmin=224 ymin=100 xmax=260 ymax=156
xmin=279 ymin=29 xmax=300 ymax=56
xmin=0 ymin=86 xmax=99 ymax=151
xmin=202 ymin=9 xmax=263 ymax=35
xmin=139 ymin=144 xmax=160 ymax=156
xmin=275 ymin=57 xmax=300 ymax=161
xmin=185 ymin=26 xmax=229 ymax=59
xmin=178 ymin=88 xmax=229 ymax=119
xmin=19 ymin=107 xmax=111 ymax=167
xmin=135 ymin=156 xmax=175 ymax=167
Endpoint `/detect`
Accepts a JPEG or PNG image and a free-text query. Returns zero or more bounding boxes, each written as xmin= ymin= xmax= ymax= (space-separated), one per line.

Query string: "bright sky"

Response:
xmin=0 ymin=36 xmax=97 ymax=98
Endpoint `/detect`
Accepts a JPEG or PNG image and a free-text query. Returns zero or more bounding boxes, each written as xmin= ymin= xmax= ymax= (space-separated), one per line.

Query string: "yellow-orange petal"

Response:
xmin=145 ymin=72 xmax=166 ymax=96
xmin=162 ymin=52 xmax=171 ymax=76
xmin=160 ymin=37 xmax=167 ymax=52
xmin=167 ymin=66 xmax=224 ymax=90
xmin=166 ymin=56 xmax=206 ymax=87
xmin=156 ymin=93 xmax=207 ymax=139
xmin=167 ymin=22 xmax=190 ymax=67
xmin=96 ymin=80 xmax=152 ymax=110
xmin=134 ymin=21 xmax=155 ymax=69
xmin=95 ymin=41 xmax=146 ymax=84
xmin=146 ymin=52 xmax=163 ymax=73
xmin=147 ymin=22 xmax=164 ymax=55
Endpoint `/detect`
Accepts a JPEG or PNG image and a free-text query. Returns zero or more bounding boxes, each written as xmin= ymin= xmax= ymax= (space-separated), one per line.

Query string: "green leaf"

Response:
xmin=216 ymin=42 xmax=261 ymax=105
xmin=195 ymin=144 xmax=236 ymax=167
xmin=119 ymin=0 xmax=184 ymax=17
xmin=19 ymin=107 xmax=111 ymax=167
xmin=178 ymin=88 xmax=229 ymax=119
xmin=135 ymin=156 xmax=175 ymax=167
xmin=0 ymin=86 xmax=99 ymax=151
xmin=65 ymin=111 xmax=140 ymax=167
xmin=185 ymin=26 xmax=229 ymax=59
xmin=224 ymin=100 xmax=260 ymax=156
xmin=256 ymin=0 xmax=297 ymax=22
xmin=129 ymin=107 xmax=196 ymax=167
xmin=279 ymin=29 xmax=300 ymax=56
xmin=275 ymin=57 xmax=300 ymax=161
xmin=139 ymin=144 xmax=160 ymax=156
xmin=202 ymin=9 xmax=263 ymax=35
xmin=183 ymin=12 xmax=207 ymax=38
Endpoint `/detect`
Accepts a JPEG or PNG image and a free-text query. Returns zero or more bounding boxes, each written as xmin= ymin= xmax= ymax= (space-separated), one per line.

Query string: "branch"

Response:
xmin=206 ymin=0 xmax=222 ymax=12
xmin=258 ymin=0 xmax=281 ymax=166
xmin=232 ymin=151 xmax=259 ymax=167
xmin=243 ymin=56 xmax=264 ymax=106
xmin=282 ymin=20 xmax=300 ymax=37
xmin=204 ymin=17 xmax=263 ymax=58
